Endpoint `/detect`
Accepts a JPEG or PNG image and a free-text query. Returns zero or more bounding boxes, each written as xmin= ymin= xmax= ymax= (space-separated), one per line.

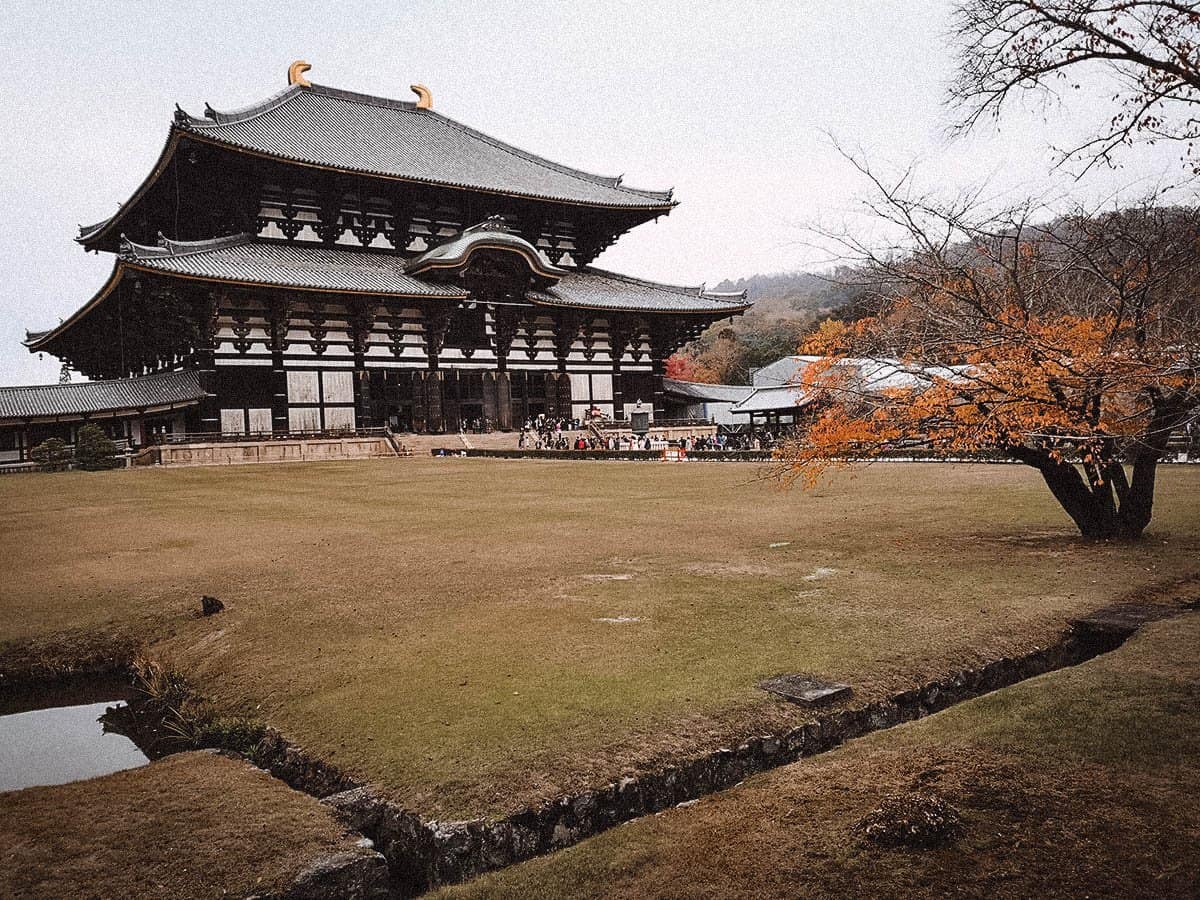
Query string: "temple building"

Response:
xmin=9 ymin=63 xmax=750 ymax=455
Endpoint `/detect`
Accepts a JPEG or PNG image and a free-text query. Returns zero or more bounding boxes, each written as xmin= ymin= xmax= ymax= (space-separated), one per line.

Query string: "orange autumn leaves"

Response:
xmin=781 ymin=272 xmax=1191 ymax=487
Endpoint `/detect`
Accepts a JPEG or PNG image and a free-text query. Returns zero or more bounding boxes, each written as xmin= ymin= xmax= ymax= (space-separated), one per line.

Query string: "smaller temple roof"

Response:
xmin=662 ymin=379 xmax=755 ymax=403
xmin=733 ymin=356 xmax=970 ymax=414
xmin=533 ymin=269 xmax=750 ymax=314
xmin=119 ymin=234 xmax=469 ymax=298
xmin=730 ymin=384 xmax=811 ymax=415
xmin=753 ymin=355 xmax=968 ymax=389
xmin=0 ymin=370 xmax=203 ymax=422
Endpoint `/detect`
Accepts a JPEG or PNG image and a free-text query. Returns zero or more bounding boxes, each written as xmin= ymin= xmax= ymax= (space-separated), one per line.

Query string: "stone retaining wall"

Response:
xmin=152 ymin=437 xmax=393 ymax=467
xmin=2 ymin=604 xmax=1177 ymax=898
xmin=249 ymin=620 xmax=1134 ymax=897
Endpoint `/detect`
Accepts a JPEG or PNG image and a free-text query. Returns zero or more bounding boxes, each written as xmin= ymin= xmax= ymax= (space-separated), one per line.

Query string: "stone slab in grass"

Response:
xmin=1069 ymin=602 xmax=1181 ymax=638
xmin=759 ymin=674 xmax=852 ymax=706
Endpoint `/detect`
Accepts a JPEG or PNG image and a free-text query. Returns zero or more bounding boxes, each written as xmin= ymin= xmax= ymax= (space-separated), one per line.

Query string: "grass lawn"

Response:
xmin=1 ymin=459 xmax=1198 ymax=819
xmin=440 ymin=611 xmax=1200 ymax=898
xmin=0 ymin=750 xmax=368 ymax=899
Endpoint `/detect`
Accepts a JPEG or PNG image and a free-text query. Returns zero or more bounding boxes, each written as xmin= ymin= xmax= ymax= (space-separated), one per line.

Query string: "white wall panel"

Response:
xmin=322 ymin=370 xmax=354 ymax=403
xmin=592 ymin=374 xmax=613 ymax=401
xmin=288 ymin=407 xmax=321 ymax=432
xmin=324 ymin=407 xmax=356 ymax=431
xmin=287 ymin=371 xmax=320 ymax=403
xmin=247 ymin=408 xmax=273 ymax=432
xmin=220 ymin=409 xmax=245 ymax=434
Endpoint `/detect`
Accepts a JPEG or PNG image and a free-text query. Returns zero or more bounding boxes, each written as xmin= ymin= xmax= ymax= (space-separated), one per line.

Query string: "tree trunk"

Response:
xmin=1112 ymin=400 xmax=1187 ymax=538
xmin=1008 ymin=446 xmax=1122 ymax=539
xmin=1035 ymin=459 xmax=1121 ymax=539
xmin=1006 ymin=396 xmax=1190 ymax=540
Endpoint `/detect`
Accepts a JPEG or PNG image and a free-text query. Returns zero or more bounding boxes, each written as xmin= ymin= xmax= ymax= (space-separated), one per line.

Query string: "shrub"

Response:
xmin=855 ymin=791 xmax=964 ymax=849
xmin=29 ymin=438 xmax=71 ymax=471
xmin=101 ymin=656 xmax=268 ymax=759
xmin=75 ymin=424 xmax=120 ymax=470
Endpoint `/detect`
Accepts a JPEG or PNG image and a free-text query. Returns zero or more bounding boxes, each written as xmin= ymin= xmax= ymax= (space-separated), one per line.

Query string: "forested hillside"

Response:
xmin=668 ymin=267 xmax=867 ymax=384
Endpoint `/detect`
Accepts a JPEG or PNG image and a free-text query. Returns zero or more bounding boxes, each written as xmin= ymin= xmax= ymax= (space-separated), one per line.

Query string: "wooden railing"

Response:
xmin=156 ymin=427 xmax=388 ymax=445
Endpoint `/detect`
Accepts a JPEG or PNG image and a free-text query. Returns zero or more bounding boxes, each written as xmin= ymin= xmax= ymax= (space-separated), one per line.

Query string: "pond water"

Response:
xmin=0 ymin=699 xmax=149 ymax=793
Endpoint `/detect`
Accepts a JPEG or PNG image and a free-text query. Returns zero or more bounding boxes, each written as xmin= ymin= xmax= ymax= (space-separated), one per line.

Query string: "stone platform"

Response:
xmin=137 ymin=436 xmax=395 ymax=468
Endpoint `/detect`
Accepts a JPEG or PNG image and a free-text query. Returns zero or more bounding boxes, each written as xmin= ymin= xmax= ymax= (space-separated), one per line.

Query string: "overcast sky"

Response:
xmin=0 ymin=0 xmax=1189 ymax=384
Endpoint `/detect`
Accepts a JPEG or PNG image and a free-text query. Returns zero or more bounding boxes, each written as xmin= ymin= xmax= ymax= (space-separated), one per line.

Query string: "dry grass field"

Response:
xmin=441 ymin=612 xmax=1200 ymax=899
xmin=0 ymin=751 xmax=367 ymax=899
xmin=2 ymin=459 xmax=1199 ymax=819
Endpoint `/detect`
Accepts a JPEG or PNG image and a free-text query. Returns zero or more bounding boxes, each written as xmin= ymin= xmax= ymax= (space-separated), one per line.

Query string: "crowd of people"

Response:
xmin=511 ymin=413 xmax=785 ymax=453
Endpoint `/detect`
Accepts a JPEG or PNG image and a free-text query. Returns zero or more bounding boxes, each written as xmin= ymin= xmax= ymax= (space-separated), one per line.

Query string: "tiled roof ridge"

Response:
xmin=580 ymin=266 xmax=750 ymax=302
xmin=121 ymin=232 xmax=255 ymax=260
xmin=419 ymin=102 xmax=671 ymax=202
xmin=182 ymin=82 xmax=674 ymax=204
xmin=188 ymin=83 xmax=307 ymax=126
xmin=0 ymin=369 xmax=196 ymax=393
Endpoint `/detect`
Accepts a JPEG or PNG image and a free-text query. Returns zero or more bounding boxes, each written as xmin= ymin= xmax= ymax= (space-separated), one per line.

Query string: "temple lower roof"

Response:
xmin=28 ymin=234 xmax=750 ymax=355
xmin=122 ymin=234 xmax=468 ymax=298
xmin=0 ymin=370 xmax=203 ymax=423
xmin=174 ymin=82 xmax=674 ymax=210
xmin=533 ymin=269 xmax=751 ymax=314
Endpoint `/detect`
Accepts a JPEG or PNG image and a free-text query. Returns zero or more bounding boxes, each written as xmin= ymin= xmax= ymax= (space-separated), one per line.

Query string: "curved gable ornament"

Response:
xmin=288 ymin=60 xmax=312 ymax=87
xmin=406 ymin=218 xmax=565 ymax=285
xmin=410 ymin=83 xmax=432 ymax=109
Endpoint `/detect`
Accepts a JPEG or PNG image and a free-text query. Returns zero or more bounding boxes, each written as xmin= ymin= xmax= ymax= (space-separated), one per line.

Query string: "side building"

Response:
xmin=10 ymin=64 xmax=750 ymax=457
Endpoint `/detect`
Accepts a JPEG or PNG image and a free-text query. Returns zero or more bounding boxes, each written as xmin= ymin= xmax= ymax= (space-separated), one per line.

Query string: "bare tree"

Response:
xmin=951 ymin=1 xmax=1200 ymax=173
xmin=785 ymin=155 xmax=1200 ymax=538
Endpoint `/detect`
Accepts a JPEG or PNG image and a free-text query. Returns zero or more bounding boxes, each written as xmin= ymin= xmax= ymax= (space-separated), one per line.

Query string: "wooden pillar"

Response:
xmin=491 ymin=306 xmax=520 ymax=431
xmin=496 ymin=371 xmax=512 ymax=430
xmin=196 ymin=289 xmax=223 ymax=434
xmin=442 ymin=370 xmax=460 ymax=432
xmin=648 ymin=319 xmax=687 ymax=424
xmin=552 ymin=311 xmax=581 ymax=375
xmin=424 ymin=304 xmax=451 ymax=372
xmin=411 ymin=370 xmax=428 ymax=433
xmin=483 ymin=372 xmax=499 ymax=426
xmin=542 ymin=372 xmax=558 ymax=419
xmin=349 ymin=298 xmax=376 ymax=430
xmin=427 ymin=371 xmax=445 ymax=432
xmin=268 ymin=295 xmax=292 ymax=433
xmin=650 ymin=364 xmax=667 ymax=423
xmin=609 ymin=317 xmax=632 ymax=422
xmin=557 ymin=372 xmax=573 ymax=421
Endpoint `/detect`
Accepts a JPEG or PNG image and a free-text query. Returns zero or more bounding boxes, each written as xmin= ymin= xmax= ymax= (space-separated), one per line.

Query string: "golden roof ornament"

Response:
xmin=288 ymin=60 xmax=312 ymax=87
xmin=410 ymin=84 xmax=432 ymax=109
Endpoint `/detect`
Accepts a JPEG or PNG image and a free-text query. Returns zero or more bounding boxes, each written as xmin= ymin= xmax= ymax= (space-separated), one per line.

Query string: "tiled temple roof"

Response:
xmin=662 ymin=379 xmax=755 ymax=403
xmin=174 ymin=83 xmax=675 ymax=210
xmin=29 ymin=234 xmax=749 ymax=354
xmin=0 ymin=370 xmax=203 ymax=422
xmin=532 ymin=268 xmax=751 ymax=314
xmin=120 ymin=234 xmax=468 ymax=297
xmin=730 ymin=384 xmax=811 ymax=414
xmin=121 ymin=234 xmax=750 ymax=313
